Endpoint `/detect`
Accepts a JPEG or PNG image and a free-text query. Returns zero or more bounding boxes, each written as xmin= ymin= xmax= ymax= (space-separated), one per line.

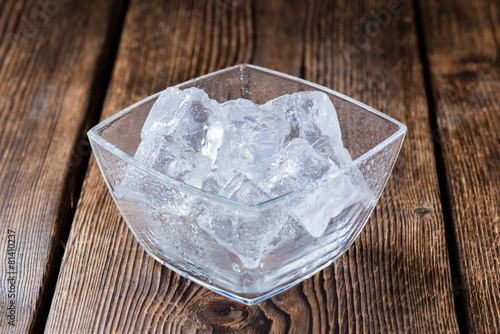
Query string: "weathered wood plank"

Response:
xmin=418 ymin=0 xmax=500 ymax=331
xmin=0 ymin=0 xmax=126 ymax=333
xmin=46 ymin=0 xmax=459 ymax=332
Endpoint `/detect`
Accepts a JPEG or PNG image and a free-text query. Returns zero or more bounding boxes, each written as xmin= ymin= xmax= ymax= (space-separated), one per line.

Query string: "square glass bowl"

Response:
xmin=88 ymin=64 xmax=406 ymax=304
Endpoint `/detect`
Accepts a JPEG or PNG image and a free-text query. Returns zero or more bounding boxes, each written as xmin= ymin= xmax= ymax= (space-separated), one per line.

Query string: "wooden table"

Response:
xmin=1 ymin=0 xmax=498 ymax=332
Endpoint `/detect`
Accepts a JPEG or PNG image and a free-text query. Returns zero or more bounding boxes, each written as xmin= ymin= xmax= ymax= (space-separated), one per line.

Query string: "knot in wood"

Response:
xmin=197 ymin=300 xmax=248 ymax=325
xmin=413 ymin=206 xmax=433 ymax=217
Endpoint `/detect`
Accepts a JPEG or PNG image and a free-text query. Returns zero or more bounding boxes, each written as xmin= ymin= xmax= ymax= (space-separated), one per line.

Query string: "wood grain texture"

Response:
xmin=46 ymin=0 xmax=460 ymax=333
xmin=0 ymin=0 xmax=125 ymax=333
xmin=418 ymin=0 xmax=500 ymax=331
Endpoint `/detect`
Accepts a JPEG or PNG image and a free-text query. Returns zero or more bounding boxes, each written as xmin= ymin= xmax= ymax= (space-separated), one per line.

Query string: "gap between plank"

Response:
xmin=30 ymin=0 xmax=131 ymax=333
xmin=411 ymin=0 xmax=467 ymax=332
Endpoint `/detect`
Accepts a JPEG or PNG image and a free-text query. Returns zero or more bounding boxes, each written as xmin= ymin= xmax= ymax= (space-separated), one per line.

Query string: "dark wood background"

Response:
xmin=0 ymin=0 xmax=498 ymax=333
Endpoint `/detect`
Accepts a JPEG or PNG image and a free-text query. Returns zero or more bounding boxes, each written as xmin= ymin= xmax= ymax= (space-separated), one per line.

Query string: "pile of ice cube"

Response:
xmin=124 ymin=87 xmax=368 ymax=268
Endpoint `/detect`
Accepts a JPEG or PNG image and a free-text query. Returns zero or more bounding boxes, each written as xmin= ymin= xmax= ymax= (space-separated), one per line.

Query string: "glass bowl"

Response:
xmin=88 ymin=64 xmax=406 ymax=304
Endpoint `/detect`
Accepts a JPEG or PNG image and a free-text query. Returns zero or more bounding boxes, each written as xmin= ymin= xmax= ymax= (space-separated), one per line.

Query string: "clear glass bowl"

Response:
xmin=88 ymin=64 xmax=406 ymax=304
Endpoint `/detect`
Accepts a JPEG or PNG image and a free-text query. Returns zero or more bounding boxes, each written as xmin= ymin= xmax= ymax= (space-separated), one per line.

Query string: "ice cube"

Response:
xmin=285 ymin=173 xmax=366 ymax=237
xmin=141 ymin=86 xmax=224 ymax=163
xmin=262 ymin=138 xmax=337 ymax=196
xmin=116 ymin=134 xmax=211 ymax=220
xmin=116 ymin=87 xmax=220 ymax=224
xmin=198 ymin=174 xmax=288 ymax=268
xmin=267 ymin=91 xmax=343 ymax=146
xmin=312 ymin=135 xmax=352 ymax=167
xmin=116 ymin=172 xmax=204 ymax=218
xmin=201 ymin=173 xmax=223 ymax=194
xmin=213 ymin=99 xmax=289 ymax=185
xmin=261 ymin=137 xmax=368 ymax=237
xmin=311 ymin=135 xmax=371 ymax=208
xmin=135 ymin=135 xmax=211 ymax=188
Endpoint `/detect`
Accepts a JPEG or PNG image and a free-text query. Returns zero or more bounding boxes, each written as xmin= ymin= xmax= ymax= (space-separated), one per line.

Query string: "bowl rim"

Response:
xmin=88 ymin=64 xmax=407 ymax=210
